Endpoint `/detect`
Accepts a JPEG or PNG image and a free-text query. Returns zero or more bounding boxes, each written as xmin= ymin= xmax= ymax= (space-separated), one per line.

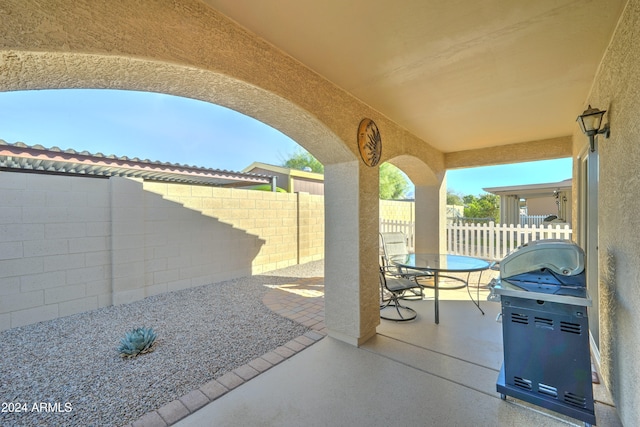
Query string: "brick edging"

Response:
xmin=127 ymin=330 xmax=326 ymax=427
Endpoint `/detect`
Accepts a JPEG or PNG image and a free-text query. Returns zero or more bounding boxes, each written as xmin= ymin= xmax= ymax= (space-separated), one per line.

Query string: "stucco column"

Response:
xmin=501 ymin=195 xmax=520 ymax=225
xmin=414 ymin=173 xmax=447 ymax=254
xmin=323 ymin=161 xmax=379 ymax=346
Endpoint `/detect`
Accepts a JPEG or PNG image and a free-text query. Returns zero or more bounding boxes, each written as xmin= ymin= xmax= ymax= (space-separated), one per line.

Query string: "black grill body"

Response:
xmin=491 ymin=240 xmax=595 ymax=426
xmin=497 ymin=295 xmax=595 ymax=425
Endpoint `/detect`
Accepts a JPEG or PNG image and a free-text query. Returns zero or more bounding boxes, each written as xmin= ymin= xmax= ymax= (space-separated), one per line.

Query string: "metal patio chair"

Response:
xmin=379 ymin=231 xmax=432 ymax=299
xmin=379 ymin=265 xmax=418 ymax=321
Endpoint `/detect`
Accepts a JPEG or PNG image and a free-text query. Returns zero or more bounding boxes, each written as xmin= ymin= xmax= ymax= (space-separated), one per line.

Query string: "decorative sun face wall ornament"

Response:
xmin=357 ymin=118 xmax=382 ymax=167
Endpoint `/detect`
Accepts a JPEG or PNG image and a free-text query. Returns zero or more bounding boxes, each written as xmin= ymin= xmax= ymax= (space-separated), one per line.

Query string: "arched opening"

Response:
xmin=385 ymin=155 xmax=446 ymax=255
xmin=377 ymin=155 xmax=447 ymax=321
xmin=0 ymin=51 xmax=371 ymax=343
xmin=0 ymin=89 xmax=303 ymax=171
xmin=0 ymin=86 xmax=335 ymax=287
xmin=0 ymin=0 xmax=459 ymax=350
xmin=0 ymin=52 xmax=354 ymax=167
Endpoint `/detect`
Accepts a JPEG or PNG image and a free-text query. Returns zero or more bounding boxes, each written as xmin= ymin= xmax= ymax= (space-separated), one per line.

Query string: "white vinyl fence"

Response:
xmin=520 ymin=214 xmax=553 ymax=227
xmin=378 ymin=219 xmax=415 ymax=251
xmin=380 ymin=219 xmax=573 ymax=261
xmin=447 ymin=221 xmax=572 ymax=260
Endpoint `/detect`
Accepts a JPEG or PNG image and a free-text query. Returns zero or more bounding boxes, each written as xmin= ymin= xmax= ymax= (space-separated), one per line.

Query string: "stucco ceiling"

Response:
xmin=202 ymin=0 xmax=625 ymax=154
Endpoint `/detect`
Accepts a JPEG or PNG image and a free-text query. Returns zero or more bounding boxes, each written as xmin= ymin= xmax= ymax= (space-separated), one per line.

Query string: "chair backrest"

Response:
xmin=379 ymin=232 xmax=409 ymax=265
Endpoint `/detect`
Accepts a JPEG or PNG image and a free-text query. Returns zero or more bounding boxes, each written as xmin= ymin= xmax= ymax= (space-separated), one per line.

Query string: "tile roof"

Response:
xmin=0 ymin=141 xmax=273 ymax=187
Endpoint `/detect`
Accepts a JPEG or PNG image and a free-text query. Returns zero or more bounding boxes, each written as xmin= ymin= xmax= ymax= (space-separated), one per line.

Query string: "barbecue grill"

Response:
xmin=489 ymin=239 xmax=595 ymax=427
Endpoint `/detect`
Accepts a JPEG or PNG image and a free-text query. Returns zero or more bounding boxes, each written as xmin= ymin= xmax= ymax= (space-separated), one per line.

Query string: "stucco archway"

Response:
xmin=0 ymin=51 xmax=353 ymax=167
xmin=386 ymin=154 xmax=447 ymax=254
xmin=0 ymin=48 xmax=381 ymax=343
xmin=0 ymin=0 xmax=444 ymax=344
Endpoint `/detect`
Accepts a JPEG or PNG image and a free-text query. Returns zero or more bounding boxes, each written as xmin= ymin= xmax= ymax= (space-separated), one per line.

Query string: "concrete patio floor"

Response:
xmin=164 ymin=276 xmax=621 ymax=427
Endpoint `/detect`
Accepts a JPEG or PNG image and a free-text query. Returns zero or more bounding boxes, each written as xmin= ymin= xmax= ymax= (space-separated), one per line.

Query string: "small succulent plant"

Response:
xmin=118 ymin=327 xmax=157 ymax=358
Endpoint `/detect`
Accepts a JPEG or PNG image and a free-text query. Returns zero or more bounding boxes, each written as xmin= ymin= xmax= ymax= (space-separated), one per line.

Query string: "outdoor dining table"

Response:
xmin=391 ymin=253 xmax=494 ymax=324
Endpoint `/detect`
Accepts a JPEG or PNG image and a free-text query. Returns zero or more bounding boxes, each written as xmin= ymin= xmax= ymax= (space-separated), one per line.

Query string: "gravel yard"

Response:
xmin=0 ymin=261 xmax=323 ymax=427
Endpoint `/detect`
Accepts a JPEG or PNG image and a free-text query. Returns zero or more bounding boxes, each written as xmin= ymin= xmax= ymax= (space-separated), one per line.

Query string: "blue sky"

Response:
xmin=0 ymin=89 xmax=571 ymax=196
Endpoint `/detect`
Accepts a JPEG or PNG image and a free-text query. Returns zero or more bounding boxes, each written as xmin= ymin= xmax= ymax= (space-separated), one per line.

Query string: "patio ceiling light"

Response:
xmin=576 ymin=105 xmax=610 ymax=152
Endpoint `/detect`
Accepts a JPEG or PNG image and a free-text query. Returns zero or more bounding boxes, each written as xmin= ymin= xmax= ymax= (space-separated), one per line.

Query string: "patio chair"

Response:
xmin=379 ymin=265 xmax=418 ymax=321
xmin=379 ymin=231 xmax=432 ymax=299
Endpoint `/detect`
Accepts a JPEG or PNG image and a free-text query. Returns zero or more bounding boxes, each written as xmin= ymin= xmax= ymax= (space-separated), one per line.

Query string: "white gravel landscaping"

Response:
xmin=0 ymin=261 xmax=323 ymax=427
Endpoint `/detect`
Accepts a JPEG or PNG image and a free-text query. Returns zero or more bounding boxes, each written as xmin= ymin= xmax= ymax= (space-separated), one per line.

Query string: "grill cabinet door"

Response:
xmin=501 ymin=296 xmax=594 ymax=413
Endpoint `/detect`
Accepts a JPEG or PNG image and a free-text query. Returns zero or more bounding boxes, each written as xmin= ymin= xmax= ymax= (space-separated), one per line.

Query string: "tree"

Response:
xmin=281 ymin=148 xmax=324 ymax=173
xmin=281 ymin=149 xmax=411 ymax=200
xmin=447 ymin=191 xmax=464 ymax=206
xmin=379 ymin=163 xmax=410 ymax=200
xmin=462 ymin=193 xmax=500 ymax=222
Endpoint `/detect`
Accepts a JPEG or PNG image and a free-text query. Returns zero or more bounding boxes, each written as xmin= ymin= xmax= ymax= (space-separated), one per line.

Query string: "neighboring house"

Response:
xmin=484 ymin=179 xmax=572 ymax=226
xmin=380 ymin=199 xmax=463 ymax=224
xmin=242 ymin=162 xmax=324 ymax=195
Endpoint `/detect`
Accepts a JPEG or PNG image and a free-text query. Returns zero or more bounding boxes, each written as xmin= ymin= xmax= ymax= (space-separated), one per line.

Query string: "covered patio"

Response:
xmin=172 ymin=278 xmax=621 ymax=427
xmin=2 ymin=0 xmax=640 ymax=426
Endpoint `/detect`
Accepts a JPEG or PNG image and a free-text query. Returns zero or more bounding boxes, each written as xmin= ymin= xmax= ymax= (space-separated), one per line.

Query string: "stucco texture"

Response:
xmin=577 ymin=0 xmax=640 ymax=425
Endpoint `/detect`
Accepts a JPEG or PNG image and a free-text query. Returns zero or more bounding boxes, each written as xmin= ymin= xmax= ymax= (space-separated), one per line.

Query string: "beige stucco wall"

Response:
xmin=526 ymin=198 xmax=557 ymax=216
xmin=445 ymin=136 xmax=573 ymax=169
xmin=574 ymin=1 xmax=640 ymax=425
xmin=0 ymin=172 xmax=324 ymax=331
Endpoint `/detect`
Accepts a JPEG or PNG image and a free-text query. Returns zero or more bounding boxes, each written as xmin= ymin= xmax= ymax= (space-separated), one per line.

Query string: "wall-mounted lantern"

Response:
xmin=576 ymin=105 xmax=610 ymax=152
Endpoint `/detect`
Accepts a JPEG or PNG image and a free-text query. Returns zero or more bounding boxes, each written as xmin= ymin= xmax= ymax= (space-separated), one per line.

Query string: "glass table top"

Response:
xmin=390 ymin=253 xmax=492 ymax=272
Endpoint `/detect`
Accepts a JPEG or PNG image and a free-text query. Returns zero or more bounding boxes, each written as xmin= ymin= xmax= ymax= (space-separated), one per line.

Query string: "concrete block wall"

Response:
xmin=0 ymin=172 xmax=327 ymax=331
xmin=140 ymin=182 xmax=264 ymax=297
xmin=142 ymin=182 xmax=325 ymax=274
xmin=379 ymin=199 xmax=414 ymax=222
xmin=110 ymin=177 xmax=145 ymax=305
xmin=0 ymin=172 xmax=111 ymax=331
xmin=297 ymin=192 xmax=325 ymax=264
xmin=101 ymin=178 xmax=269 ymax=305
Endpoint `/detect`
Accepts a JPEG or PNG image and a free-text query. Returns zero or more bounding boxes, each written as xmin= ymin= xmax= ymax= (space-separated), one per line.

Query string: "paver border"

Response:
xmin=127 ymin=280 xmax=326 ymax=427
